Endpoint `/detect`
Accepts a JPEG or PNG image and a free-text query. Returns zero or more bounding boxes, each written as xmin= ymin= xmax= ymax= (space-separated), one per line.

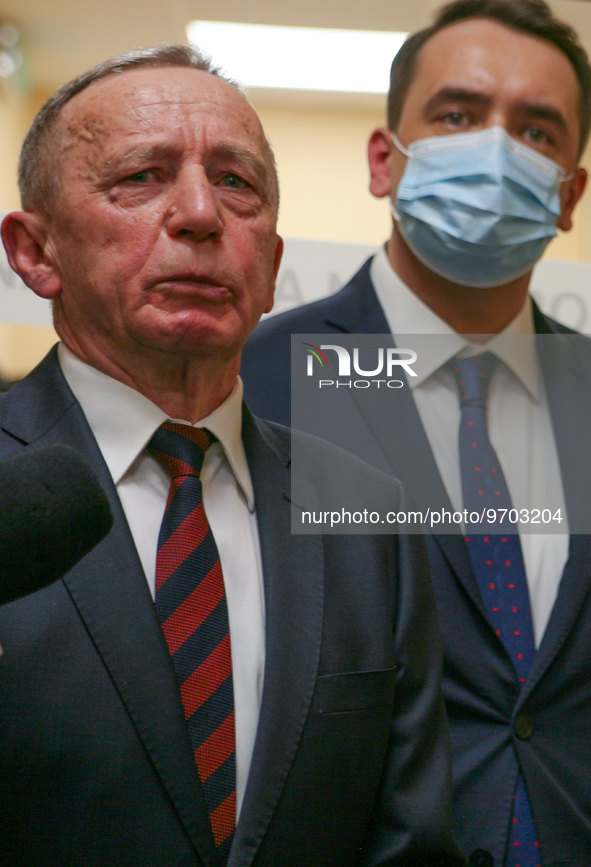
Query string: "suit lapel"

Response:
xmin=231 ymin=411 xmax=324 ymax=867
xmin=1 ymin=349 xmax=221 ymax=867
xmin=324 ymin=257 xmax=390 ymax=335
xmin=524 ymin=315 xmax=591 ymax=688
xmin=62 ymin=511 xmax=221 ymax=867
xmin=526 ymin=535 xmax=591 ymax=695
xmin=535 ymin=317 xmax=591 ymax=532
xmin=323 ymin=269 xmax=488 ymax=619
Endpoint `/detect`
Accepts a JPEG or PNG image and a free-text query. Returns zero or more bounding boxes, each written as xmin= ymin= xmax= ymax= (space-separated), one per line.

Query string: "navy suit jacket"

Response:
xmin=241 ymin=259 xmax=591 ymax=867
xmin=0 ymin=345 xmax=462 ymax=867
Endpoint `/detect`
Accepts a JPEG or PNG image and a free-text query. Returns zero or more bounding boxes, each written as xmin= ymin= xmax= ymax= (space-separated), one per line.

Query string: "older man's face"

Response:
xmin=40 ymin=66 xmax=281 ymax=364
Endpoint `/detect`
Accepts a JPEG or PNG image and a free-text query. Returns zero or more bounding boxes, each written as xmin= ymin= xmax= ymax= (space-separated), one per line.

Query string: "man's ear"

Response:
xmin=368 ymin=128 xmax=396 ymax=199
xmin=263 ymin=234 xmax=284 ymax=315
xmin=1 ymin=211 xmax=62 ymax=299
xmin=557 ymin=167 xmax=588 ymax=232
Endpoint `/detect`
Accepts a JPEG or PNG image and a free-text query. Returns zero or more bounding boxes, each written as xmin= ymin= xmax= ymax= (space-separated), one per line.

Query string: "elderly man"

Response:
xmin=241 ymin=1 xmax=591 ymax=865
xmin=0 ymin=46 xmax=462 ymax=867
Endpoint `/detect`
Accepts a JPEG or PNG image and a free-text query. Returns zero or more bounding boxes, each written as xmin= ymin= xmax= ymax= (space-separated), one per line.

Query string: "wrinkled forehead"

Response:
xmin=56 ymin=66 xmax=270 ymax=165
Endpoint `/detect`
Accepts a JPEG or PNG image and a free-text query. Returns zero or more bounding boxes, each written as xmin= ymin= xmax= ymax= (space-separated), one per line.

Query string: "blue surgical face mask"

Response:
xmin=390 ymin=126 xmax=572 ymax=288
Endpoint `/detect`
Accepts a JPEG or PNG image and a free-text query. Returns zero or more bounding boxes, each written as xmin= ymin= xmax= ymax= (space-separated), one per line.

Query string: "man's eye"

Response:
xmin=126 ymin=170 xmax=152 ymax=183
xmin=221 ymin=173 xmax=249 ymax=189
xmin=442 ymin=111 xmax=469 ymax=128
xmin=524 ymin=127 xmax=551 ymax=145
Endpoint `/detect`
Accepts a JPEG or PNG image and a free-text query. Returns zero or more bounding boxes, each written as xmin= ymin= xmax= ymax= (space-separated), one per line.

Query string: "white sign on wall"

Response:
xmin=270 ymin=238 xmax=591 ymax=334
xmin=1 ymin=230 xmax=591 ymax=333
xmin=0 ymin=232 xmax=53 ymax=326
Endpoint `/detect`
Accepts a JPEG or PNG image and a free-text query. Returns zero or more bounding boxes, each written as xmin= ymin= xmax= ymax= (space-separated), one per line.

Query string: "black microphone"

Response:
xmin=0 ymin=445 xmax=113 ymax=604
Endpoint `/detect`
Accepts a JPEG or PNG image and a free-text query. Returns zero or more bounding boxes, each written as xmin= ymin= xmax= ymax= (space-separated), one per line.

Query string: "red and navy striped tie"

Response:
xmin=148 ymin=422 xmax=235 ymax=862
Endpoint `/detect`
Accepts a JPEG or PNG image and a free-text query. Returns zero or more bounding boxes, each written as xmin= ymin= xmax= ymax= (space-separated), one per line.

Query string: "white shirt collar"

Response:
xmin=58 ymin=343 xmax=255 ymax=510
xmin=370 ymin=245 xmax=540 ymax=400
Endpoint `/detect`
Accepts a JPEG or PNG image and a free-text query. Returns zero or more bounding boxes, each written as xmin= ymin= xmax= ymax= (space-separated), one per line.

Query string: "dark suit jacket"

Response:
xmin=0 ymin=345 xmax=462 ymax=867
xmin=241 ymin=258 xmax=591 ymax=867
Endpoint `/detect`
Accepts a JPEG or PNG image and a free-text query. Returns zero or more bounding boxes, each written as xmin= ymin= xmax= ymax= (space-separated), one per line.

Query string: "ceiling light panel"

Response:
xmin=186 ymin=21 xmax=407 ymax=93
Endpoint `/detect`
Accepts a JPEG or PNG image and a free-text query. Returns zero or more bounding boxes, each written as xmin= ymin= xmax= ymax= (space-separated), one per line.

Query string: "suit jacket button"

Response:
xmin=468 ymin=850 xmax=493 ymax=867
xmin=514 ymin=713 xmax=534 ymax=739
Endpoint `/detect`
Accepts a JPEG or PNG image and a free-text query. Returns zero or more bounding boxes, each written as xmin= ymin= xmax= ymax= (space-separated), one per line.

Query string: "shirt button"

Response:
xmin=469 ymin=850 xmax=494 ymax=867
xmin=514 ymin=713 xmax=534 ymax=739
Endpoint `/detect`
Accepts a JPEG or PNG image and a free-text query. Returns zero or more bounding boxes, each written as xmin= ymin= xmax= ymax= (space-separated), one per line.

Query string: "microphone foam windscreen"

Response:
xmin=0 ymin=445 xmax=113 ymax=603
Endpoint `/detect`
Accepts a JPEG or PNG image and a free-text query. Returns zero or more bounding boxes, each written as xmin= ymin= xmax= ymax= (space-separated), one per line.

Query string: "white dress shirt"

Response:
xmin=59 ymin=343 xmax=265 ymax=818
xmin=371 ymin=247 xmax=569 ymax=645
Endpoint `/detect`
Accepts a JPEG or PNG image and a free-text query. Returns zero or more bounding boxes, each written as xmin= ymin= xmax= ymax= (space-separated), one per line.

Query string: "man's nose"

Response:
xmin=165 ymin=169 xmax=223 ymax=240
xmin=486 ymin=109 xmax=510 ymax=132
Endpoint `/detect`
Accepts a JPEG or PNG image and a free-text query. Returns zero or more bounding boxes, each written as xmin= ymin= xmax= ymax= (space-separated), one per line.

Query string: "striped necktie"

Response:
xmin=148 ymin=421 xmax=236 ymax=863
xmin=452 ymin=355 xmax=540 ymax=867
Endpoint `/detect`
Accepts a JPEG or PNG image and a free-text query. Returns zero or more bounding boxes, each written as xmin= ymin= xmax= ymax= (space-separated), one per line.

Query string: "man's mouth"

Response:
xmin=148 ymin=274 xmax=234 ymax=304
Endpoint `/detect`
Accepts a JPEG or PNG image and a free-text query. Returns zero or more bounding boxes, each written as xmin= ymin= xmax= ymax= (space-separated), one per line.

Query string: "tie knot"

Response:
xmin=148 ymin=421 xmax=216 ymax=480
xmin=451 ymin=352 xmax=497 ymax=409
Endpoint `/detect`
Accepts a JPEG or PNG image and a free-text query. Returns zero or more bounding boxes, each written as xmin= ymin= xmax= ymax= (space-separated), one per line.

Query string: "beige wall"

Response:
xmin=253 ymin=100 xmax=390 ymax=245
xmin=1 ymin=80 xmax=591 ymax=380
xmin=0 ymin=91 xmax=25 ymax=212
xmin=0 ymin=87 xmax=58 ymax=380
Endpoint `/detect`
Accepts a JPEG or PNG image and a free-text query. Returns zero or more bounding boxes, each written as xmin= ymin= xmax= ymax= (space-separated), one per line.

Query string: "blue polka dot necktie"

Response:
xmin=452 ymin=354 xmax=540 ymax=867
xmin=148 ymin=422 xmax=236 ymax=864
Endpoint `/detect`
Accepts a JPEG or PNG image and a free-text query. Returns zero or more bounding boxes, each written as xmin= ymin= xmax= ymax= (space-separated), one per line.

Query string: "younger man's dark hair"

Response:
xmin=387 ymin=0 xmax=591 ymax=157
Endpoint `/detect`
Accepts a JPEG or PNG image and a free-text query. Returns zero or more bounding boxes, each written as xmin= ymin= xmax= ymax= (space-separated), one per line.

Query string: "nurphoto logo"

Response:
xmin=304 ymin=342 xmax=417 ymax=389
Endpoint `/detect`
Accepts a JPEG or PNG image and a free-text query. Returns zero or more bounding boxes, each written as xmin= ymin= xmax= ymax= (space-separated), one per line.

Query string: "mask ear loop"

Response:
xmin=391 ymin=130 xmax=411 ymax=157
xmin=562 ymin=170 xmax=576 ymax=182
xmin=389 ymin=198 xmax=401 ymax=222
xmin=389 ymin=131 xmax=410 ymax=221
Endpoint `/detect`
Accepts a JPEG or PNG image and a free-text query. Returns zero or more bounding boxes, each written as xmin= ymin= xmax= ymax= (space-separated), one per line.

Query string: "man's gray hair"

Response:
xmin=19 ymin=44 xmax=264 ymax=213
